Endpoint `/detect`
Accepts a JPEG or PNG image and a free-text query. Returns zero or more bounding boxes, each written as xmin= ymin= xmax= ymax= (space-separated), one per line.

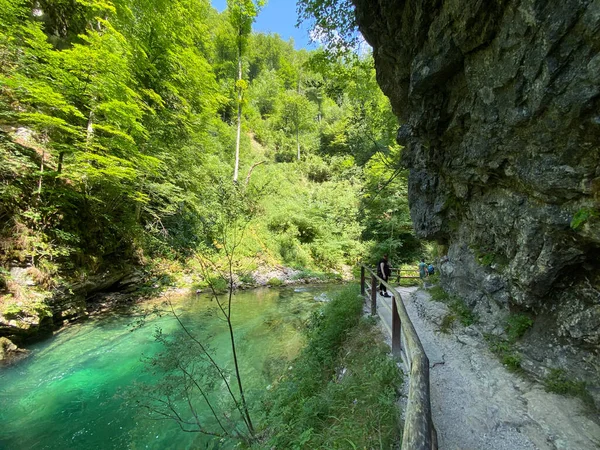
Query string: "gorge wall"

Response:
xmin=353 ymin=0 xmax=600 ymax=405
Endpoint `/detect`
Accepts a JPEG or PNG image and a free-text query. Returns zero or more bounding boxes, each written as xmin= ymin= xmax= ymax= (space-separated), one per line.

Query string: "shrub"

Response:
xmin=429 ymin=285 xmax=450 ymax=302
xmin=485 ymin=334 xmax=522 ymax=372
xmin=306 ymin=162 xmax=331 ymax=183
xmin=544 ymin=369 xmax=586 ymax=396
xmin=439 ymin=313 xmax=456 ymax=334
xmin=292 ymin=269 xmax=327 ymax=281
xmin=429 ymin=286 xmax=476 ymax=326
xmin=27 ymin=267 xmax=56 ymax=289
xmin=238 ymin=272 xmax=256 ymax=285
xmin=1 ymin=302 xmax=23 ymax=319
xmin=570 ymin=207 xmax=597 ymax=230
xmin=207 ymin=276 xmax=228 ymax=293
xmin=274 ymin=151 xmax=295 ymax=163
xmin=506 ymin=314 xmax=533 ymax=342
xmin=267 ymin=277 xmax=282 ymax=287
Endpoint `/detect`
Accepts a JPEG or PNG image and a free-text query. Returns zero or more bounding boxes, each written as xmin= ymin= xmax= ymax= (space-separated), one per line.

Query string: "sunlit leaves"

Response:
xmin=297 ymin=0 xmax=358 ymax=55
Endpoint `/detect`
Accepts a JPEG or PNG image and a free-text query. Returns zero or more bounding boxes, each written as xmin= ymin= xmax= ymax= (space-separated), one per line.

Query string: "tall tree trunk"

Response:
xmin=86 ymin=109 xmax=94 ymax=147
xmin=57 ymin=151 xmax=64 ymax=174
xmin=233 ymin=56 xmax=242 ymax=183
xmin=37 ymin=149 xmax=45 ymax=196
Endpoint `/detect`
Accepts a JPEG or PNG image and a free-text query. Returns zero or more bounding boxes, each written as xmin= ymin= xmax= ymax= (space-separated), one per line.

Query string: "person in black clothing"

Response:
xmin=377 ymin=254 xmax=392 ymax=297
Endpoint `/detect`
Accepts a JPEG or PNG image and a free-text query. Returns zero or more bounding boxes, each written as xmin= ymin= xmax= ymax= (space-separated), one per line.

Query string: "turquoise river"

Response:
xmin=0 ymin=285 xmax=343 ymax=449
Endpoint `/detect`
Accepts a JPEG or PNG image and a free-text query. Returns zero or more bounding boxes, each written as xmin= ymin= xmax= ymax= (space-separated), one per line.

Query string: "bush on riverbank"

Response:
xmin=258 ymin=284 xmax=402 ymax=448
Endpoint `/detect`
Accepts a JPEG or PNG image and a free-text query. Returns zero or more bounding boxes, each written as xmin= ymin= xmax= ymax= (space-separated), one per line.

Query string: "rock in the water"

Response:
xmin=0 ymin=337 xmax=27 ymax=364
xmin=354 ymin=0 xmax=600 ymax=406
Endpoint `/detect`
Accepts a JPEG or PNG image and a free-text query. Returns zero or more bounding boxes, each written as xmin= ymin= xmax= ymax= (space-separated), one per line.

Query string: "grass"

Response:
xmin=260 ymin=284 xmax=402 ymax=448
xmin=428 ymin=285 xmax=476 ymax=328
xmin=439 ymin=313 xmax=457 ymax=334
xmin=482 ymin=313 xmax=534 ymax=372
xmin=484 ymin=334 xmax=523 ymax=372
xmin=483 ymin=313 xmax=534 ymax=372
xmin=505 ymin=313 xmax=533 ymax=342
xmin=543 ymin=368 xmax=595 ymax=410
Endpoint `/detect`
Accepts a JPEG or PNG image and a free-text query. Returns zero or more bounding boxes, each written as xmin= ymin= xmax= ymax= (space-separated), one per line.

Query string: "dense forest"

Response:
xmin=0 ymin=0 xmax=420 ymax=321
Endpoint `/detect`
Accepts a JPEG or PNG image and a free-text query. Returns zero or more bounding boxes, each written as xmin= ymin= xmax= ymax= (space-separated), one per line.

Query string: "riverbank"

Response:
xmin=0 ymin=262 xmax=352 ymax=364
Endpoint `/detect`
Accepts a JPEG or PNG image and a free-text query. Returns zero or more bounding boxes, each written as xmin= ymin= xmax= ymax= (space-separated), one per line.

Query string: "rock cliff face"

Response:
xmin=353 ymin=0 xmax=600 ymax=404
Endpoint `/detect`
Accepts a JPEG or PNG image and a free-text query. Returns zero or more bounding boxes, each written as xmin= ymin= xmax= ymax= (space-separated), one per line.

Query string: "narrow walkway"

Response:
xmin=375 ymin=287 xmax=600 ymax=450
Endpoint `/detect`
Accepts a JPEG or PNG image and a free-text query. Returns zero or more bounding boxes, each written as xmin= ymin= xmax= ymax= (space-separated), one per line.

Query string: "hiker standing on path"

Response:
xmin=377 ymin=254 xmax=392 ymax=297
xmin=418 ymin=258 xmax=428 ymax=284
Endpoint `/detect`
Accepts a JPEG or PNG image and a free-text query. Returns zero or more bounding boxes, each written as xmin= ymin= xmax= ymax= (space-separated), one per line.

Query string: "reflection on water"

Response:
xmin=0 ymin=285 xmax=343 ymax=449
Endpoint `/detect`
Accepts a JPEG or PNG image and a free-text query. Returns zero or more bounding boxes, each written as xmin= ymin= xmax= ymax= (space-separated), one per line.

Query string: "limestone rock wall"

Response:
xmin=353 ymin=0 xmax=600 ymax=403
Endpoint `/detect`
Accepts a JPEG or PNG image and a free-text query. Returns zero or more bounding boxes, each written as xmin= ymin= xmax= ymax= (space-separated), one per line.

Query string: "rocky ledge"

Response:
xmin=353 ymin=0 xmax=600 ymax=405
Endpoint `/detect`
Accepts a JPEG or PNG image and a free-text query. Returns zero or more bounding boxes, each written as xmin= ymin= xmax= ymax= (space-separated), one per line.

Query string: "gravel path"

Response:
xmin=375 ymin=287 xmax=600 ymax=450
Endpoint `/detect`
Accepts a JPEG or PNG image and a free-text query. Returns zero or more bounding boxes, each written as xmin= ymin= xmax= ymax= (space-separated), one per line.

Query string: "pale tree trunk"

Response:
xmin=86 ymin=110 xmax=94 ymax=146
xmin=233 ymin=56 xmax=242 ymax=183
xmin=37 ymin=149 xmax=45 ymax=196
xmin=296 ymin=127 xmax=300 ymax=161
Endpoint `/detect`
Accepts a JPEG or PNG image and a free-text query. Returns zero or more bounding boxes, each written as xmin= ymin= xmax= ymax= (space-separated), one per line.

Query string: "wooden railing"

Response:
xmin=360 ymin=265 xmax=438 ymax=450
xmin=391 ymin=267 xmax=421 ymax=281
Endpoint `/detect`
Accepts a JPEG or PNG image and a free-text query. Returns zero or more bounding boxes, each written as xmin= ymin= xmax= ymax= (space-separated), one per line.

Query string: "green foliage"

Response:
xmin=470 ymin=244 xmax=508 ymax=268
xmin=429 ymin=286 xmax=476 ymax=327
xmin=0 ymin=0 xmax=418 ymax=314
xmin=208 ymin=276 xmax=229 ymax=293
xmin=570 ymin=207 xmax=597 ymax=230
xmin=484 ymin=334 xmax=522 ymax=372
xmin=297 ymin=0 xmax=358 ymax=55
xmin=439 ymin=313 xmax=456 ymax=334
xmin=484 ymin=313 xmax=533 ymax=372
xmin=544 ymin=369 xmax=590 ymax=403
xmin=1 ymin=302 xmax=23 ymax=319
xmin=267 ymin=277 xmax=282 ymax=287
xmin=361 ymin=149 xmax=421 ymax=265
xmin=238 ymin=272 xmax=256 ymax=285
xmin=260 ymin=285 xmax=401 ymax=447
xmin=506 ymin=313 xmax=533 ymax=342
xmin=1 ymin=296 xmax=52 ymax=321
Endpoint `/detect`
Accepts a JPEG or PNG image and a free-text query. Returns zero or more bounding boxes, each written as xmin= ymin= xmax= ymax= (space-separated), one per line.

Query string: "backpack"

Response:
xmin=427 ymin=264 xmax=435 ymax=275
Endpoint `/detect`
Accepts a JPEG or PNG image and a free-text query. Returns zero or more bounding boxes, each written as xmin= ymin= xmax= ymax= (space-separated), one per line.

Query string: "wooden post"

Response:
xmin=370 ymin=275 xmax=377 ymax=315
xmin=360 ymin=266 xmax=365 ymax=296
xmin=392 ymin=294 xmax=401 ymax=357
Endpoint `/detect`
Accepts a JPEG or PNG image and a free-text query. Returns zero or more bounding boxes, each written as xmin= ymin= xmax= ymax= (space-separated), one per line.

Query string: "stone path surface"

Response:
xmin=374 ymin=287 xmax=600 ymax=450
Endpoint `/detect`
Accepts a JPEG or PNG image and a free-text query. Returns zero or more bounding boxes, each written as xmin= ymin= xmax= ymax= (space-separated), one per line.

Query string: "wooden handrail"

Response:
xmin=360 ymin=264 xmax=437 ymax=450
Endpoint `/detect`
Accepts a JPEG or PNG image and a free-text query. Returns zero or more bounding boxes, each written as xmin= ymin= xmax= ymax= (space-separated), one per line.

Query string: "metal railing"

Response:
xmin=360 ymin=265 xmax=438 ymax=450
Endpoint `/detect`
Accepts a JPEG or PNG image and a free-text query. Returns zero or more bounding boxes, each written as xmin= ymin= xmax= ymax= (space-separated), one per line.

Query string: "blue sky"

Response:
xmin=211 ymin=0 xmax=317 ymax=50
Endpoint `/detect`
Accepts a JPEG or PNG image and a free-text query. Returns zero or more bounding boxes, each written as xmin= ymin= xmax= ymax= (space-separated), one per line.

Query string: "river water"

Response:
xmin=0 ymin=285 xmax=342 ymax=449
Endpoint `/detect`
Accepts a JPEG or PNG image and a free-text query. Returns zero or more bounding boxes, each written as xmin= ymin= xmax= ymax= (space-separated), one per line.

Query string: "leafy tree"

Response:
xmin=134 ymin=182 xmax=261 ymax=444
xmin=297 ymin=0 xmax=358 ymax=54
xmin=275 ymin=91 xmax=318 ymax=160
